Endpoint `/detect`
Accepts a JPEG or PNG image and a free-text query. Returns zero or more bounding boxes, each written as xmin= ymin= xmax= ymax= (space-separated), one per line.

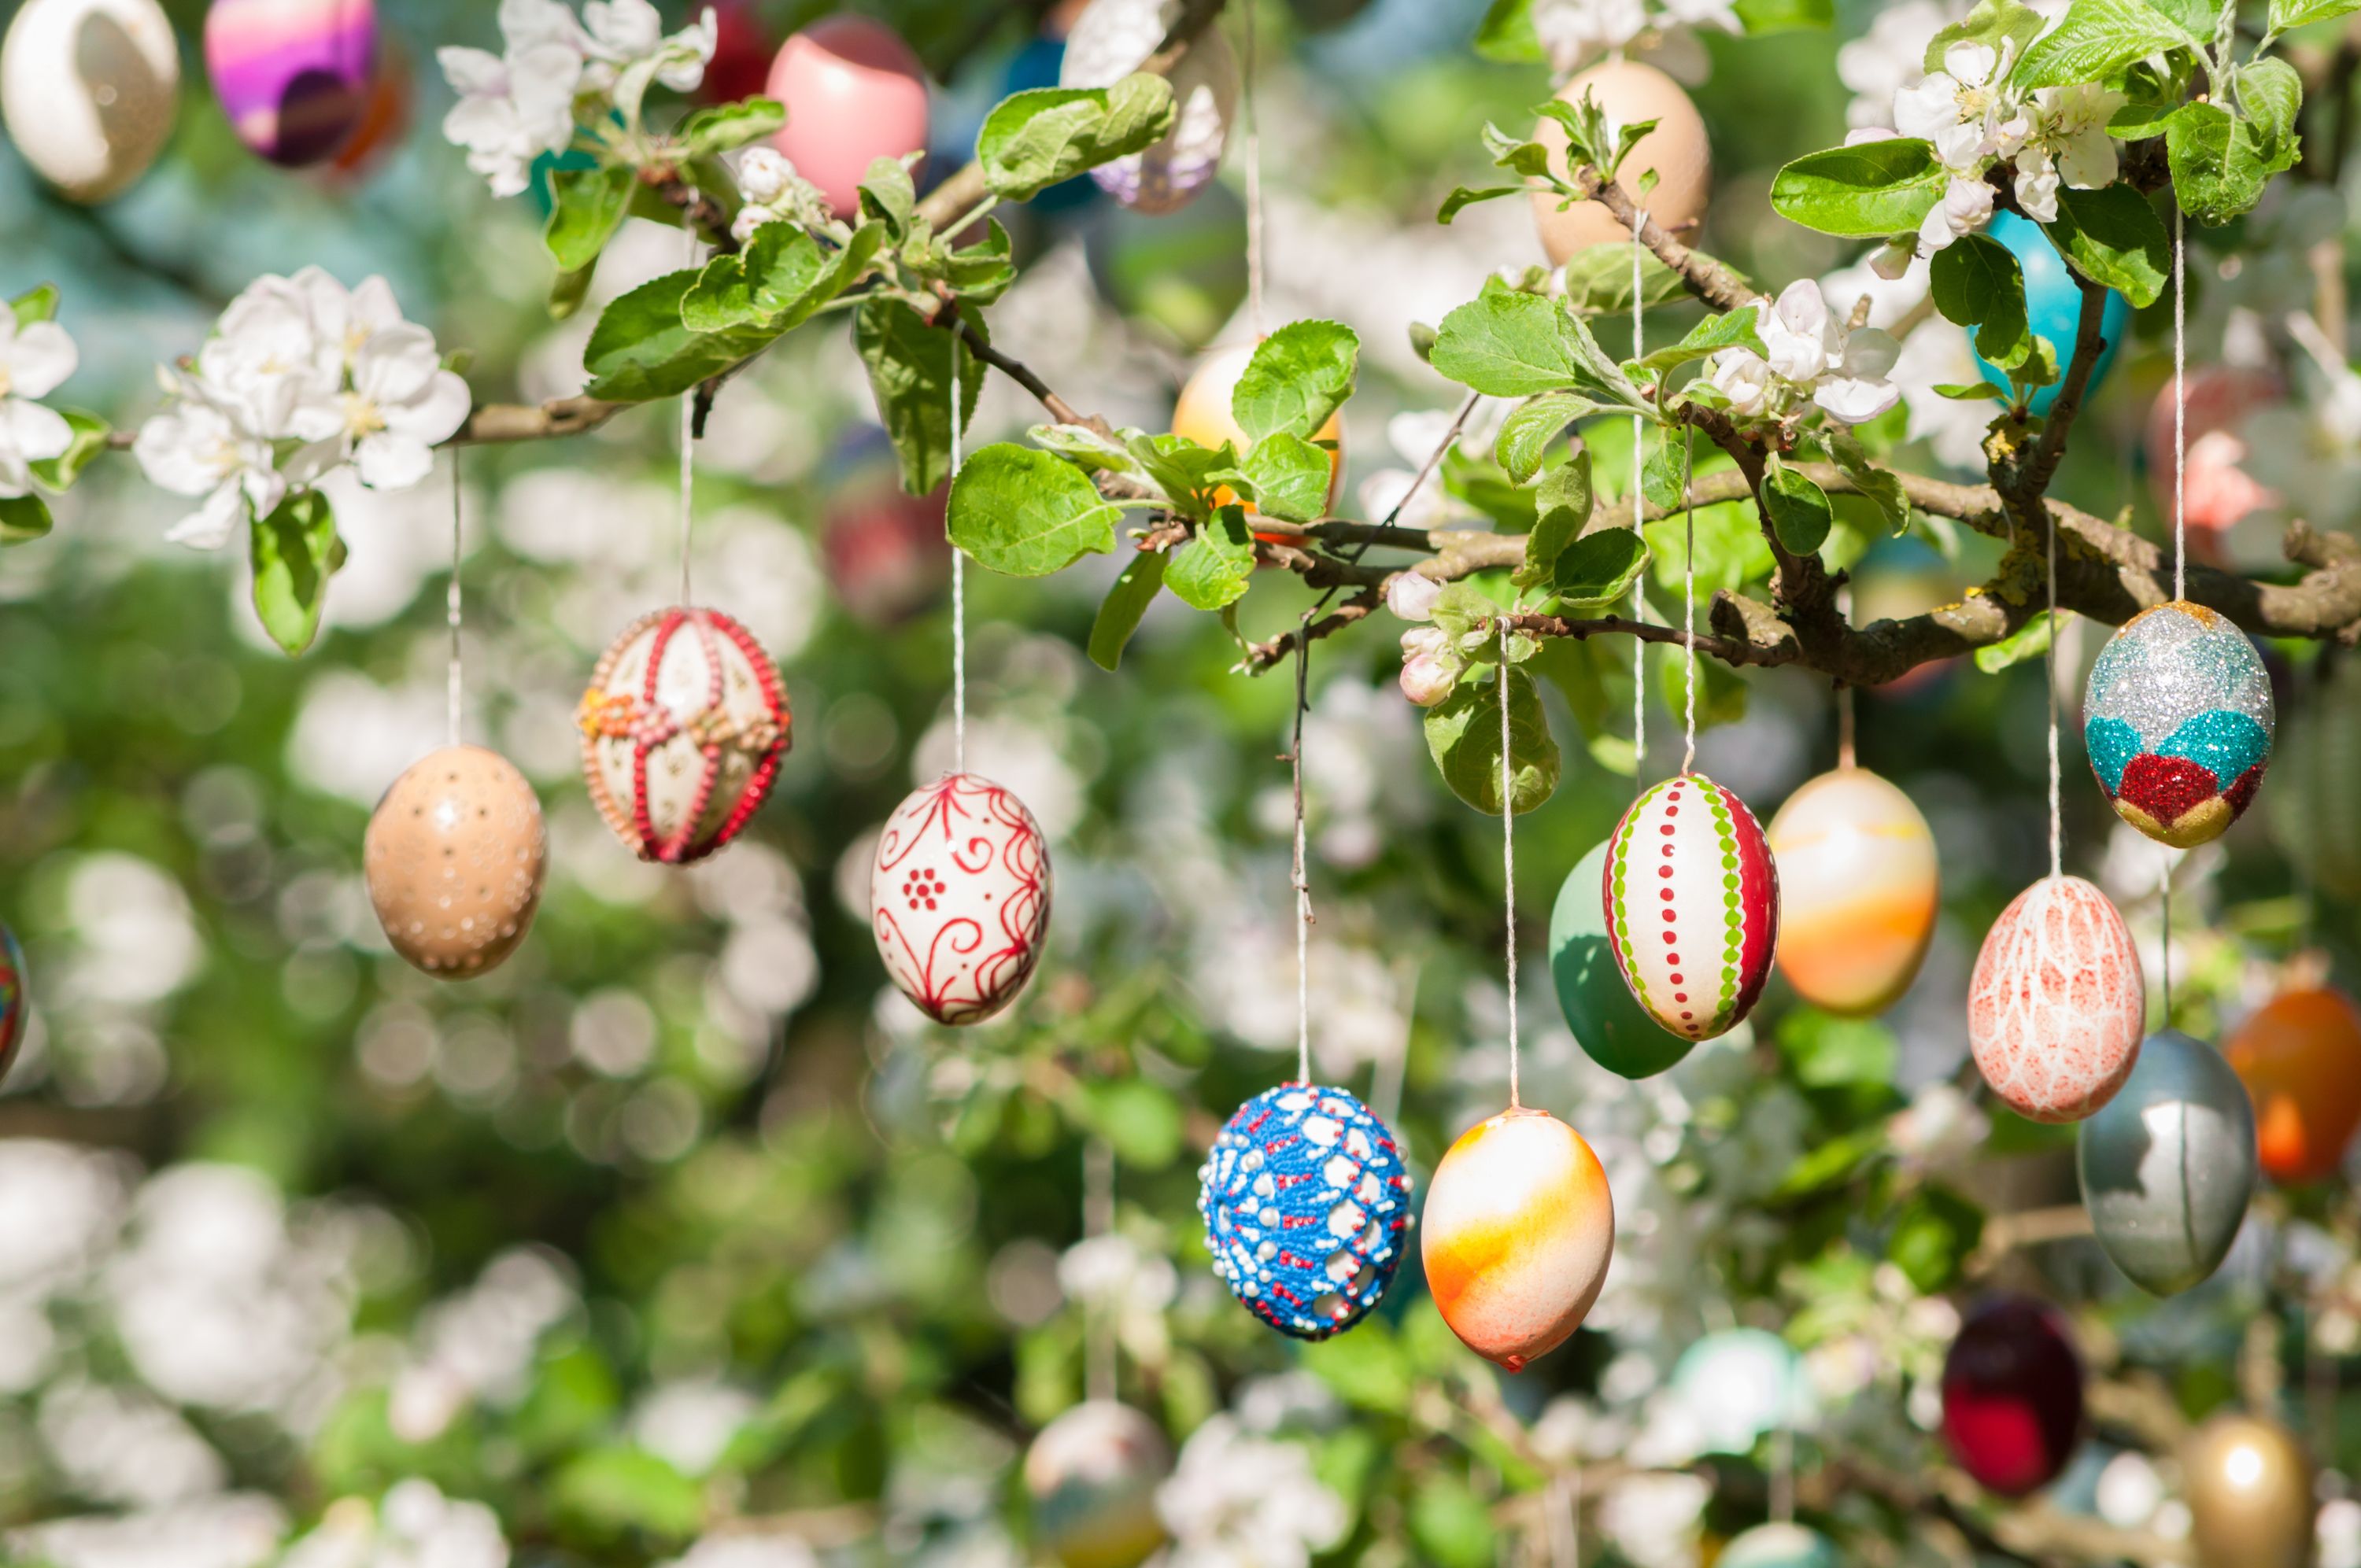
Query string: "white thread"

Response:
xmin=1500 ymin=618 xmax=1520 ymax=1109
xmin=447 ymin=448 xmax=464 ymax=748
xmin=2172 ymin=204 xmax=2186 ymax=605
xmin=1631 ymin=581 xmax=1647 ymax=785
xmin=1083 ymin=1138 xmax=1116 ymax=1404
xmin=2046 ymin=502 xmax=2063 ymax=880
xmin=1631 ymin=205 xmax=1649 ymax=791
xmin=1292 ymin=618 xmax=1313 ymax=1087
xmin=1243 ymin=0 xmax=1264 ymax=340
xmin=951 ymin=333 xmax=967 ymax=777
xmin=2160 ymin=849 xmax=2174 ymax=1026
xmin=1680 ymin=428 xmax=1697 ymax=776
xmin=680 ymin=230 xmax=700 ymax=607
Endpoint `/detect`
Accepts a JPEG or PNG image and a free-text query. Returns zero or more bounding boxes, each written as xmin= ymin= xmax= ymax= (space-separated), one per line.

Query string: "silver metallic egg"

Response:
xmin=2076 ymin=1028 xmax=2257 ymax=1296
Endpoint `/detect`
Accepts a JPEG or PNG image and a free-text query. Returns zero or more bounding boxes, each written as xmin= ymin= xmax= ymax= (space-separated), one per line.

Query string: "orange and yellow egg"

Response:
xmin=1421 ymin=1107 xmax=1613 ymax=1372
xmin=1767 ymin=767 xmax=1940 ymax=1017
xmin=2226 ymin=987 xmax=2361 ymax=1184
xmin=1169 ymin=342 xmax=1345 ymax=518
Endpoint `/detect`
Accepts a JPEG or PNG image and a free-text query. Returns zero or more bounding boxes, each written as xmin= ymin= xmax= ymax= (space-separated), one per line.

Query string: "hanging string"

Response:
xmin=1547 ymin=1467 xmax=1582 ymax=1568
xmin=1834 ymin=586 xmax=1857 ymax=769
xmin=680 ymin=228 xmax=700 ymax=607
xmin=2045 ymin=499 xmax=2064 ymax=881
xmin=1291 ymin=613 xmax=1314 ymax=1087
xmin=1630 ymin=207 xmax=1650 ymax=791
xmin=1772 ymin=1419 xmax=1796 ymax=1525
xmin=1242 ymin=0 xmax=1265 ymax=339
xmin=2172 ymin=204 xmax=2187 ymax=604
xmin=1631 ymin=581 xmax=1648 ymax=788
xmin=1083 ymin=1137 xmax=1116 ymax=1404
xmin=446 ymin=447 xmax=464 ymax=748
xmin=950 ymin=330 xmax=968 ymax=777
xmin=1499 ymin=618 xmax=1521 ymax=1109
xmin=1679 ymin=426 xmax=1698 ymax=776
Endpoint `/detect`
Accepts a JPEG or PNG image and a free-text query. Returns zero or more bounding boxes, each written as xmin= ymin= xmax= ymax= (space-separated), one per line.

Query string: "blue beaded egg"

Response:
xmin=1198 ymin=1083 xmax=1410 ymax=1340
xmin=1973 ymin=211 xmax=2130 ymax=415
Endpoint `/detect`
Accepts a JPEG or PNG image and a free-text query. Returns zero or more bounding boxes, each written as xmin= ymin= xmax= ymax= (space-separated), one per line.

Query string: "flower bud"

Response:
xmin=1401 ymin=625 xmax=1448 ymax=659
xmin=1870 ymin=239 xmax=1916 ymax=281
xmin=1387 ymin=571 xmax=1443 ymax=622
xmin=1400 ymin=652 xmax=1458 ymax=707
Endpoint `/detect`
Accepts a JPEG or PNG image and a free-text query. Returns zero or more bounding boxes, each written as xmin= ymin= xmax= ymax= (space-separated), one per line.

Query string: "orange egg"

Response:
xmin=1767 ymin=767 xmax=1940 ymax=1017
xmin=1530 ymin=60 xmax=1713 ymax=266
xmin=2226 ymin=987 xmax=2361 ymax=1184
xmin=1169 ymin=341 xmax=1345 ymax=518
xmin=1421 ymin=1107 xmax=1613 ymax=1372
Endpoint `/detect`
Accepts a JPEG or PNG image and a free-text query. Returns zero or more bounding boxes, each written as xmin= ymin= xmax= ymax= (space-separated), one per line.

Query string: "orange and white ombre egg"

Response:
xmin=1421 ymin=1107 xmax=1614 ymax=1372
xmin=1766 ymin=767 xmax=1940 ymax=1017
xmin=1602 ymin=773 xmax=1779 ymax=1043
xmin=1169 ymin=342 xmax=1345 ymax=514
xmin=1968 ymin=875 xmax=2145 ymax=1123
xmin=1531 ymin=59 xmax=1713 ymax=265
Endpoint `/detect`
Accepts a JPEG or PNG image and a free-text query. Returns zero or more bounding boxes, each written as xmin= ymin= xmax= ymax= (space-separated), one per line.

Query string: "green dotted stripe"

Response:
xmin=1706 ymin=784 xmax=1740 ymax=1035
xmin=1607 ymin=777 xmax=1673 ymax=1023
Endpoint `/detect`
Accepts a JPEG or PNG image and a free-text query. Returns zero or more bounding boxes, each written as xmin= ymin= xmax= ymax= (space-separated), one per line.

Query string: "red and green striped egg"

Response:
xmin=1602 ymin=773 xmax=1779 ymax=1042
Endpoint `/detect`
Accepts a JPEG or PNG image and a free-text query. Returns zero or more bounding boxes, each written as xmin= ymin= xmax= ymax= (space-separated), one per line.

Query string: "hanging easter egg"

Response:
xmin=1718 ymin=1524 xmax=1840 ymax=1568
xmin=2143 ymin=367 xmax=2282 ymax=548
xmin=1530 ymin=60 xmax=1712 ymax=265
xmin=1972 ymin=211 xmax=2131 ymax=415
xmin=0 ymin=0 xmax=180 ymax=204
xmin=2268 ymin=656 xmax=2361 ymax=898
xmin=1600 ymin=773 xmax=1779 ymax=1045
xmin=204 ymin=0 xmax=377 ymax=168
xmin=766 ymin=15 xmax=929 ymax=217
xmin=2076 ymin=1028 xmax=2257 ymax=1296
xmin=1422 ymin=1107 xmax=1613 ymax=1371
xmin=1551 ymin=839 xmax=1693 ymax=1079
xmin=1084 ymin=179 xmax=1247 ymax=350
xmin=870 ymin=773 xmax=1051 ymax=1025
xmin=1171 ymin=341 xmax=1346 ymax=513
xmin=2184 ymin=1413 xmax=2315 ymax=1568
xmin=1941 ymin=1296 xmax=2083 ymax=1497
xmin=364 ymin=745 xmax=548 ymax=980
xmin=1199 ymin=1083 xmax=1411 ymax=1340
xmin=2082 ymin=600 xmax=2274 ymax=848
xmin=2225 ymin=987 xmax=2361 ymax=1184
xmin=697 ymin=0 xmax=777 ymax=107
xmin=1060 ymin=0 xmax=1238 ymax=214
xmin=1968 ymin=875 xmax=2144 ymax=1123
xmin=578 ymin=606 xmax=791 ymax=865
xmin=1024 ymin=1400 xmax=1171 ymax=1568
xmin=0 ymin=922 xmax=28 ymax=1080
xmin=320 ymin=31 xmax=407 ymax=183
xmin=821 ymin=459 xmax=949 ymax=627
xmin=1669 ymin=1329 xmax=1813 ymax=1455
xmin=1766 ymin=766 xmax=1939 ymax=1018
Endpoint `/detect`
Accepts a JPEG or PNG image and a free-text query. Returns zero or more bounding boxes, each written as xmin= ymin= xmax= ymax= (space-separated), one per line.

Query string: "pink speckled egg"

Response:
xmin=871 ymin=772 xmax=1052 ymax=1025
xmin=204 ymin=0 xmax=377 ymax=167
xmin=1421 ymin=1107 xmax=1614 ymax=1373
xmin=766 ymin=15 xmax=929 ymax=217
xmin=1602 ymin=772 xmax=1779 ymax=1043
xmin=1968 ymin=875 xmax=2145 ymax=1123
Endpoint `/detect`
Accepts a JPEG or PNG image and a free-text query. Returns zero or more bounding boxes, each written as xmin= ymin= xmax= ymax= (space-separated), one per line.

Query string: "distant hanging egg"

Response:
xmin=2267 ymin=655 xmax=2361 ymax=898
xmin=766 ymin=14 xmax=929 ymax=217
xmin=320 ymin=30 xmax=407 ymax=183
xmin=1060 ymin=0 xmax=1237 ymax=214
xmin=364 ymin=745 xmax=547 ymax=980
xmin=1024 ymin=1400 xmax=1171 ymax=1568
xmin=1767 ymin=766 xmax=1939 ymax=1017
xmin=2143 ymin=367 xmax=2282 ymax=546
xmin=2224 ymin=987 xmax=2361 ymax=1184
xmin=870 ymin=772 xmax=1051 ymax=1025
xmin=1550 ymin=839 xmax=1693 ymax=1079
xmin=1530 ymin=60 xmax=1712 ymax=265
xmin=1973 ymin=211 xmax=2130 ymax=415
xmin=1084 ymin=178 xmax=1247 ymax=349
xmin=2076 ymin=1028 xmax=2256 ymax=1296
xmin=1199 ymin=1083 xmax=1411 ymax=1340
xmin=1718 ymin=1524 xmax=1840 ymax=1568
xmin=1170 ymin=341 xmax=1345 ymax=515
xmin=204 ymin=0 xmax=377 ymax=168
xmin=2082 ymin=600 xmax=2274 ymax=848
xmin=1422 ymin=1106 xmax=1613 ymax=1372
xmin=698 ymin=0 xmax=778 ymax=107
xmin=1968 ymin=876 xmax=2143 ymax=1123
xmin=2183 ymin=1413 xmax=2315 ymax=1568
xmin=0 ymin=922 xmax=28 ymax=1080
xmin=0 ymin=0 xmax=180 ymax=204
xmin=578 ymin=606 xmax=791 ymax=865
xmin=1601 ymin=772 xmax=1779 ymax=1045
xmin=1941 ymin=1296 xmax=2084 ymax=1497
xmin=1669 ymin=1329 xmax=1813 ymax=1455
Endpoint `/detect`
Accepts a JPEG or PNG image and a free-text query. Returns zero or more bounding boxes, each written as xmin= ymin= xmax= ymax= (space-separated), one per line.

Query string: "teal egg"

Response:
xmin=1973 ymin=211 xmax=2131 ymax=415
xmin=1550 ymin=839 xmax=1692 ymax=1079
xmin=2076 ymin=1028 xmax=2257 ymax=1296
xmin=1670 ymin=1329 xmax=1813 ymax=1454
xmin=1720 ymin=1524 xmax=1839 ymax=1568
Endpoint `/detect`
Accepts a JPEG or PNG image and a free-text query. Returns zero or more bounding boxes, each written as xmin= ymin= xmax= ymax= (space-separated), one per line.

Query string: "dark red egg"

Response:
xmin=699 ymin=0 xmax=776 ymax=105
xmin=1940 ymin=1297 xmax=2084 ymax=1496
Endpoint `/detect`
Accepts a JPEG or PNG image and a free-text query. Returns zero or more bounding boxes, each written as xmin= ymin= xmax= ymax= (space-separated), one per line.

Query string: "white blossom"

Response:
xmin=1706 ymin=281 xmax=1901 ymax=427
xmin=1894 ymin=41 xmax=2030 ymax=172
xmin=1398 ymin=628 xmax=1459 ymax=707
xmin=338 ymin=325 xmax=471 ymax=490
xmin=1836 ymin=1 xmax=1958 ymax=131
xmin=1917 ymin=172 xmax=1997 ymax=257
xmin=1385 ymin=571 xmax=1442 ymax=622
xmin=133 ymin=374 xmax=289 ymax=549
xmin=2012 ymin=83 xmax=2124 ymax=221
xmin=1530 ymin=0 xmax=1736 ymax=76
xmin=0 ymin=312 xmax=78 ymax=500
xmin=438 ymin=27 xmax=583 ymax=200
xmin=729 ymin=149 xmax=836 ymax=242
xmin=1157 ymin=1416 xmax=1347 ymax=1568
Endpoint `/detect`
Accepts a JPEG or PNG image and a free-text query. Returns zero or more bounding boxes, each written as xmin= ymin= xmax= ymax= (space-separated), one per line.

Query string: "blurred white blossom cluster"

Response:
xmin=388 ymin=1249 xmax=579 ymax=1443
xmin=1528 ymin=0 xmax=1742 ymax=83
xmin=1158 ymin=1415 xmax=1347 ymax=1568
xmin=1707 ymin=280 xmax=1901 ymax=427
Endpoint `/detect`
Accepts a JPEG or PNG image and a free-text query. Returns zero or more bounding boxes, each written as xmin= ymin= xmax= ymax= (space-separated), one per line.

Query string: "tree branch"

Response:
xmin=1565 ymin=166 xmax=1756 ymax=313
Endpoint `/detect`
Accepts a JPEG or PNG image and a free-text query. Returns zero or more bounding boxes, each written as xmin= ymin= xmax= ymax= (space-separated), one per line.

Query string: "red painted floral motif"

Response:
xmin=870 ymin=772 xmax=1051 ymax=1026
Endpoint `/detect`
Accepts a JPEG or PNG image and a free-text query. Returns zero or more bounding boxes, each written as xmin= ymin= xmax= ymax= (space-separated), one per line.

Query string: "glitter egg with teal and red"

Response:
xmin=2082 ymin=600 xmax=2276 ymax=848
xmin=0 ymin=923 xmax=26 ymax=1075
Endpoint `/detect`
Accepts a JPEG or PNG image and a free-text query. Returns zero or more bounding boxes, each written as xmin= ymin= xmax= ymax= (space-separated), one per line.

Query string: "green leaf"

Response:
xmin=2046 ymin=184 xmax=2171 ymax=308
xmin=1779 ymin=1008 xmax=1897 ymax=1087
xmin=1630 ymin=306 xmax=1768 ymax=376
xmin=2271 ymin=0 xmax=2361 ymax=26
xmin=683 ymin=220 xmax=881 ymax=335
xmin=1438 ymin=183 xmax=1527 ymax=223
xmin=1974 ymin=608 xmax=2057 ymax=672
xmin=1081 ymin=1077 xmax=1184 ymax=1168
xmin=1827 ymin=437 xmax=1909 ymax=533
xmin=2164 ymin=101 xmax=2270 ymax=225
xmin=1763 ymin=458 xmax=1833 ymax=555
xmin=855 ymin=297 xmax=983 ymax=496
xmin=1769 ymin=139 xmax=1949 ymax=238
xmin=1088 ymin=552 xmax=1167 ymax=670
xmin=946 ymin=220 xmax=1018 ymax=304
xmin=1472 ymin=0 xmax=1544 ymax=61
xmin=8 ymin=284 xmax=58 ymax=327
xmin=1929 ymin=233 xmax=2030 ymax=369
xmin=678 ymin=96 xmax=785 ymax=157
xmin=0 ymin=493 xmax=51 ymax=544
xmin=1515 ymin=450 xmax=1594 ymax=591
xmin=1558 ymin=244 xmax=1698 ymax=317
xmin=1496 ymin=394 xmax=1587 ymax=485
xmin=1424 ymin=668 xmax=1560 ymax=816
xmin=552 ymin=1447 xmax=704 ymax=1540
xmin=1238 ymin=433 xmax=1332 ymax=524
xmin=1888 ymin=1186 xmax=1986 ymax=1293
xmin=2012 ymin=0 xmax=2200 ymax=90
xmin=858 ymin=157 xmax=918 ymax=236
xmin=1642 ymin=432 xmax=1686 ymax=514
xmin=1552 ymin=526 xmax=1650 ymax=607
xmin=1645 ymin=501 xmax=1772 ymax=595
xmin=1164 ymin=507 xmax=1257 ymax=611
xmin=1233 ymin=321 xmax=1360 ymax=444
xmin=2236 ymin=56 xmax=2304 ymax=164
xmin=976 ymin=75 xmax=1178 ymax=200
xmin=1410 ymin=1476 xmax=1496 ymax=1568
xmin=544 ymin=165 xmax=635 ymax=319
xmin=26 ymin=409 xmax=109 ymax=493
xmin=1934 ymin=381 xmax=2008 ymax=400
xmin=1430 ymin=288 xmax=1648 ymax=405
xmin=1127 ymin=434 xmax=1236 ymax=519
xmin=948 ymin=445 xmax=1120 ymax=577
xmin=249 ymin=489 xmax=342 ymax=656
xmin=1923 ymin=0 xmax=2049 ymax=69
xmin=582 ymin=271 xmax=745 ymax=401
xmin=1735 ymin=0 xmax=1834 ymax=28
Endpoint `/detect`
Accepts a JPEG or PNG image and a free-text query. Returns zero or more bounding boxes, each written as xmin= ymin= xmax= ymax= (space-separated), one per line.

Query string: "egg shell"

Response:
xmin=1024 ymin=1400 xmax=1171 ymax=1568
xmin=697 ymin=0 xmax=777 ymax=107
xmin=2076 ymin=1028 xmax=2256 ymax=1296
xmin=1421 ymin=1106 xmax=1613 ymax=1372
xmin=2083 ymin=600 xmax=2274 ymax=848
xmin=1530 ymin=60 xmax=1711 ymax=265
xmin=2267 ymin=655 xmax=2361 ymax=897
xmin=1601 ymin=772 xmax=1779 ymax=1044
xmin=2143 ymin=367 xmax=2282 ymax=540
xmin=1717 ymin=1524 xmax=1839 ymax=1568
xmin=2183 ymin=1414 xmax=2315 ymax=1568
xmin=1968 ymin=875 xmax=2144 ymax=1123
xmin=766 ymin=15 xmax=929 ymax=218
xmin=204 ymin=0 xmax=375 ymax=167
xmin=1084 ymin=177 xmax=1247 ymax=349
xmin=1940 ymin=1296 xmax=2083 ymax=1497
xmin=1169 ymin=341 xmax=1346 ymax=516
xmin=0 ymin=0 xmax=179 ymax=203
xmin=870 ymin=771 xmax=1051 ymax=1025
xmin=1550 ymin=839 xmax=1694 ymax=1079
xmin=578 ymin=606 xmax=791 ymax=865
xmin=1669 ymin=1329 xmax=1812 ymax=1455
xmin=1060 ymin=0 xmax=1236 ymax=213
xmin=1198 ymin=1083 xmax=1410 ymax=1339
xmin=320 ymin=29 xmax=406 ymax=183
xmin=2224 ymin=987 xmax=2361 ymax=1184
xmin=0 ymin=922 xmax=28 ymax=1081
xmin=1972 ymin=210 xmax=2130 ymax=415
xmin=1766 ymin=766 xmax=1939 ymax=1017
xmin=364 ymin=745 xmax=547 ymax=980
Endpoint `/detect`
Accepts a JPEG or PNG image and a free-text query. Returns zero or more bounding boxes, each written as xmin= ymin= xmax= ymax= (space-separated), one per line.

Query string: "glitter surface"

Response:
xmin=2081 ymin=600 xmax=2274 ymax=847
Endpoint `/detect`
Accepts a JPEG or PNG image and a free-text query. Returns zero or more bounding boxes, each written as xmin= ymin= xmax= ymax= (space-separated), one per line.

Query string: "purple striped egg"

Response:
xmin=204 ymin=0 xmax=375 ymax=166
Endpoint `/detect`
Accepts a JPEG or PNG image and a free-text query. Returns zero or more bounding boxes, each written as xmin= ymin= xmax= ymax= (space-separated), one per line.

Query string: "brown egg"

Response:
xmin=1530 ymin=59 xmax=1713 ymax=266
xmin=365 ymin=745 xmax=547 ymax=979
xmin=2183 ymin=1413 xmax=2315 ymax=1568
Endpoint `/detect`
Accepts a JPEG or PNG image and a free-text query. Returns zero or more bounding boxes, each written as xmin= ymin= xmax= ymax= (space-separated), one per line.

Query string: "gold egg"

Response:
xmin=2183 ymin=1412 xmax=2314 ymax=1568
xmin=1530 ymin=59 xmax=1713 ymax=266
xmin=364 ymin=744 xmax=548 ymax=979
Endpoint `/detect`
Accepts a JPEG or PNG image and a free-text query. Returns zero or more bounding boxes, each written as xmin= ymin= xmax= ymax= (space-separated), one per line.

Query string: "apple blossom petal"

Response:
xmin=386 ymin=371 xmax=474 ymax=448
xmin=6 ymin=321 xmax=78 ymax=400
xmin=353 ymin=324 xmax=442 ymax=407
xmin=354 ymin=433 xmax=435 ymax=492
xmin=0 ymin=399 xmax=72 ymax=463
xmin=1842 ymin=328 xmax=1901 ymax=381
xmin=438 ymin=45 xmax=508 ymax=97
xmin=164 ymin=481 xmax=251 ymax=550
xmin=1814 ymin=375 xmax=1901 ymax=425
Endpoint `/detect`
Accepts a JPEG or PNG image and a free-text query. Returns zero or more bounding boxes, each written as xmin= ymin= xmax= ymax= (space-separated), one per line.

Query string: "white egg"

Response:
xmin=2 ymin=0 xmax=179 ymax=204
xmin=870 ymin=772 xmax=1052 ymax=1025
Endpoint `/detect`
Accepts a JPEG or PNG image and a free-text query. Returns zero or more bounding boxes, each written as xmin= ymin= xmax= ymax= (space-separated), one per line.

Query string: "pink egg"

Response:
xmin=1422 ymin=1107 xmax=1614 ymax=1372
xmin=766 ymin=15 xmax=929 ymax=217
xmin=2142 ymin=367 xmax=2282 ymax=546
xmin=871 ymin=772 xmax=1052 ymax=1025
xmin=1968 ymin=875 xmax=2145 ymax=1123
xmin=1601 ymin=772 xmax=1779 ymax=1043
xmin=203 ymin=0 xmax=377 ymax=167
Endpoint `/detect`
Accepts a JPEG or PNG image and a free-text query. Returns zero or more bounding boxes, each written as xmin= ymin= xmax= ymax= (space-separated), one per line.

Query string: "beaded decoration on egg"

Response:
xmin=1602 ymin=773 xmax=1779 ymax=1042
xmin=0 ymin=922 xmax=28 ymax=1079
xmin=2082 ymin=600 xmax=2274 ymax=848
xmin=1198 ymin=1083 xmax=1411 ymax=1341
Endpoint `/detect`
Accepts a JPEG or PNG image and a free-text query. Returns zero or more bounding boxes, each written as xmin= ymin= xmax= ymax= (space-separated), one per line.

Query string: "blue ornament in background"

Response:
xmin=1972 ymin=210 xmax=2131 ymax=415
xmin=1002 ymin=36 xmax=1098 ymax=215
xmin=1198 ymin=1083 xmax=1411 ymax=1340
